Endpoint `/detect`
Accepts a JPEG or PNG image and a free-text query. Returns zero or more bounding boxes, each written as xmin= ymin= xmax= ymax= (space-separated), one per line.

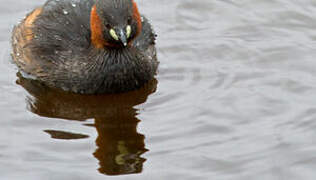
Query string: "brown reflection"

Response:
xmin=44 ymin=130 xmax=90 ymax=140
xmin=94 ymin=116 xmax=147 ymax=175
xmin=16 ymin=73 xmax=157 ymax=176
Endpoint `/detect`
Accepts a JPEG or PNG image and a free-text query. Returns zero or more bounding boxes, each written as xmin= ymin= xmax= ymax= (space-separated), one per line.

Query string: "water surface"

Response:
xmin=2 ymin=0 xmax=316 ymax=179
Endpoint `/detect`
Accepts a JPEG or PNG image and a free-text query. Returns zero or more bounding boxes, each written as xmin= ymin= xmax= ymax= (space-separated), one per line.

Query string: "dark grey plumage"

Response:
xmin=12 ymin=0 xmax=158 ymax=94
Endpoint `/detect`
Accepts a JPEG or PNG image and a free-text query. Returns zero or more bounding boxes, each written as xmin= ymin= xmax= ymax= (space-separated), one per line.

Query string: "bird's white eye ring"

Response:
xmin=109 ymin=29 xmax=119 ymax=41
xmin=126 ymin=25 xmax=131 ymax=39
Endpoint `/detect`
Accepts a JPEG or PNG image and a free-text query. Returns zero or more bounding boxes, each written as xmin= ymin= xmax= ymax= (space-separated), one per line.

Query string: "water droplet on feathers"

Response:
xmin=54 ymin=35 xmax=62 ymax=41
xmin=63 ymin=9 xmax=68 ymax=15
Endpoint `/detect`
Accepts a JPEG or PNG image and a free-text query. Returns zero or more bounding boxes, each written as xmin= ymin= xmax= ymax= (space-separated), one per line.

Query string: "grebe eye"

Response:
xmin=109 ymin=29 xmax=119 ymax=41
xmin=105 ymin=24 xmax=111 ymax=29
xmin=126 ymin=25 xmax=131 ymax=38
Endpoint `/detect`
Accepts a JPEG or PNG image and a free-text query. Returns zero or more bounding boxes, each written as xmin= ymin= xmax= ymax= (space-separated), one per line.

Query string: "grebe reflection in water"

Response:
xmin=17 ymin=74 xmax=157 ymax=175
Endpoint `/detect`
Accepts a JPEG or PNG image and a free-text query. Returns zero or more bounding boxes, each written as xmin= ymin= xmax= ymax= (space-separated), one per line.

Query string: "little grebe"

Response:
xmin=12 ymin=0 xmax=158 ymax=94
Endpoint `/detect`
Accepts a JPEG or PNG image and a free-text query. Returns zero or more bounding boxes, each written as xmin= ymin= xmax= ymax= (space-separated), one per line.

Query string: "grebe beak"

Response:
xmin=118 ymin=29 xmax=127 ymax=47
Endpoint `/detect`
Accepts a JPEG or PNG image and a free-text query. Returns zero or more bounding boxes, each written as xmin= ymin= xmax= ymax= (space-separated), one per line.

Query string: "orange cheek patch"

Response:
xmin=90 ymin=5 xmax=106 ymax=49
xmin=132 ymin=0 xmax=142 ymax=36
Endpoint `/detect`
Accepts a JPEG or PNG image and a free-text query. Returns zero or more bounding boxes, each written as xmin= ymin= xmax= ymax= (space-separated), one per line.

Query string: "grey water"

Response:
xmin=2 ymin=0 xmax=316 ymax=179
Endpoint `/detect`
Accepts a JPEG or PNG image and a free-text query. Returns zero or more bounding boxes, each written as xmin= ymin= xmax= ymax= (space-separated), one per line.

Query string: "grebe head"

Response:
xmin=91 ymin=0 xmax=142 ymax=48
